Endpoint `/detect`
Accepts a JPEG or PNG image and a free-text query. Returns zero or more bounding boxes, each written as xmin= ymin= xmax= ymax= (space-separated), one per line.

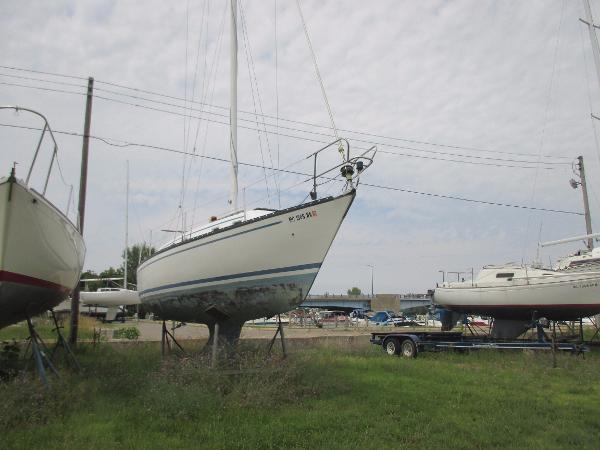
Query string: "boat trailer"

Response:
xmin=370 ymin=331 xmax=589 ymax=358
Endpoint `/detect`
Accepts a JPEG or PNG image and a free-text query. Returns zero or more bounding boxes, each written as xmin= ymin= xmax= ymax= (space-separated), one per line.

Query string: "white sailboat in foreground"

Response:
xmin=137 ymin=2 xmax=375 ymax=343
xmin=0 ymin=106 xmax=86 ymax=328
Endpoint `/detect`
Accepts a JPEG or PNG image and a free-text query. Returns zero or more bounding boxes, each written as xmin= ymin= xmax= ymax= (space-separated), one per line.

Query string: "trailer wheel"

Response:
xmin=401 ymin=339 xmax=417 ymax=358
xmin=384 ymin=338 xmax=400 ymax=356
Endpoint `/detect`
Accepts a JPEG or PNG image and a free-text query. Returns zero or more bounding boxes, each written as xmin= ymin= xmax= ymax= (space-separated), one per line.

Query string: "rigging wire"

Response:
xmin=239 ymin=0 xmax=273 ymax=204
xmin=294 ymin=0 xmax=340 ymax=145
xmin=190 ymin=0 xmax=228 ymax=230
xmin=522 ymin=0 xmax=567 ymax=259
xmin=578 ymin=9 xmax=600 ymax=168
xmin=274 ymin=0 xmax=281 ymax=208
xmin=0 ymin=121 xmax=584 ymax=217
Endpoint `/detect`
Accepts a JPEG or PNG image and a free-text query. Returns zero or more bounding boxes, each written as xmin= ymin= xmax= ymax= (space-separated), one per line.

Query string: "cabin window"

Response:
xmin=496 ymin=273 xmax=514 ymax=278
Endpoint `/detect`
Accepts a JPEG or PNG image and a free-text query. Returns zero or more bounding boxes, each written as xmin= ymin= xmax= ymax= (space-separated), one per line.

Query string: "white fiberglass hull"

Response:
xmin=434 ymin=271 xmax=600 ymax=320
xmin=81 ymin=289 xmax=140 ymax=307
xmin=137 ymin=191 xmax=355 ymax=326
xmin=0 ymin=177 xmax=86 ymax=328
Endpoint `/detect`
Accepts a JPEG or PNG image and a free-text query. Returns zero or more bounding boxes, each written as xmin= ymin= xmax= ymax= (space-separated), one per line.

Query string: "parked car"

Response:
xmin=349 ymin=308 xmax=368 ymax=319
xmin=368 ymin=311 xmax=398 ymax=326
xmin=369 ymin=311 xmax=421 ymax=327
xmin=316 ymin=310 xmax=348 ymax=327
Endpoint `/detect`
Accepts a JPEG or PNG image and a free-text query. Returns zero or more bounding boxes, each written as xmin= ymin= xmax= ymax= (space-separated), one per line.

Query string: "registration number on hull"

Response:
xmin=288 ymin=209 xmax=318 ymax=223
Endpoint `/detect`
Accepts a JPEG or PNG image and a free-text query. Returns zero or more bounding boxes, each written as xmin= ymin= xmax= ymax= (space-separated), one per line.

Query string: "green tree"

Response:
xmin=121 ymin=243 xmax=156 ymax=288
xmin=347 ymin=287 xmax=362 ymax=296
xmin=80 ymin=269 xmax=101 ymax=291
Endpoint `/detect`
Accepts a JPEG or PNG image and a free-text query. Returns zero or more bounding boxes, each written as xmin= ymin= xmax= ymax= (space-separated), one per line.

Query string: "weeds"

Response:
xmin=1 ymin=340 xmax=599 ymax=449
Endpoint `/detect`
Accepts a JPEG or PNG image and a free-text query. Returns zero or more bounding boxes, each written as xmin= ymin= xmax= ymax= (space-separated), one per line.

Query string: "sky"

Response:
xmin=2 ymin=0 xmax=600 ymax=295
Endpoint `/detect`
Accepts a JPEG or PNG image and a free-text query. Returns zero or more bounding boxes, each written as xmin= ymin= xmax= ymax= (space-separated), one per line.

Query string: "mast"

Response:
xmin=583 ymin=0 xmax=600 ymax=89
xmin=580 ymin=1 xmax=598 ymax=250
xmin=230 ymin=0 xmax=239 ymax=211
xmin=124 ymin=160 xmax=129 ymax=289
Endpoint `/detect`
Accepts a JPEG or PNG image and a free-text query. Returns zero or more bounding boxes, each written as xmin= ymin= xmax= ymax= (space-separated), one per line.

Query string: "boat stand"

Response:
xmin=266 ymin=315 xmax=287 ymax=359
xmin=587 ymin=316 xmax=600 ymax=342
xmin=23 ymin=317 xmax=59 ymax=388
xmin=463 ymin=317 xmax=490 ymax=337
xmin=49 ymin=310 xmax=81 ymax=372
xmin=160 ymin=320 xmax=185 ymax=358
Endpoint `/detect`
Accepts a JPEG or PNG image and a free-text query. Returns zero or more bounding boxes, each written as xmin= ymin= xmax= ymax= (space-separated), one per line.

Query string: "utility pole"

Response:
xmin=578 ymin=156 xmax=594 ymax=250
xmin=366 ymin=264 xmax=374 ymax=297
xmin=69 ymin=76 xmax=94 ymax=345
xmin=124 ymin=161 xmax=129 ymax=290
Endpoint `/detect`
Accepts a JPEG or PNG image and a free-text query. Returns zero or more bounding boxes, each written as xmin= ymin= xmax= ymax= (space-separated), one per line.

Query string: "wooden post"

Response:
xmin=278 ymin=314 xmax=287 ymax=358
xmin=211 ymin=323 xmax=220 ymax=369
xmin=578 ymin=156 xmax=594 ymax=250
xmin=69 ymin=77 xmax=94 ymax=346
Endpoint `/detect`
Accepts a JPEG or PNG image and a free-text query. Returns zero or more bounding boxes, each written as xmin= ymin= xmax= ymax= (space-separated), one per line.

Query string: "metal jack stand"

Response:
xmin=266 ymin=315 xmax=287 ymax=359
xmin=24 ymin=317 xmax=58 ymax=388
xmin=160 ymin=320 xmax=185 ymax=357
xmin=49 ymin=311 xmax=81 ymax=372
xmin=588 ymin=316 xmax=600 ymax=342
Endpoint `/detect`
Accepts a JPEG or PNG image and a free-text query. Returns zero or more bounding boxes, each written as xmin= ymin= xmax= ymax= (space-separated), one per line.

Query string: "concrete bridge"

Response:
xmin=301 ymin=293 xmax=432 ymax=314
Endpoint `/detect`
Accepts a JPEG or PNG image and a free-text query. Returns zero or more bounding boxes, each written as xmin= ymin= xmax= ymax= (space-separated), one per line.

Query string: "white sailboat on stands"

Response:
xmin=434 ymin=265 xmax=600 ymax=338
xmin=137 ymin=1 xmax=375 ymax=345
xmin=435 ymin=0 xmax=600 ymax=339
xmin=546 ymin=1 xmax=600 ymax=272
xmin=0 ymin=106 xmax=86 ymax=329
xmin=80 ymin=161 xmax=140 ymax=321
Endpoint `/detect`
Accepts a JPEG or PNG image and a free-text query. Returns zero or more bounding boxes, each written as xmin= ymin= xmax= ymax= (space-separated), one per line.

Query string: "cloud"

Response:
xmin=1 ymin=0 xmax=598 ymax=294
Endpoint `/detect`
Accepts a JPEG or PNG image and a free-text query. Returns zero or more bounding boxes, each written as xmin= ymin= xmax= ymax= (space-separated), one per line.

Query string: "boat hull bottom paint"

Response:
xmin=0 ymin=281 xmax=68 ymax=328
xmin=143 ymin=273 xmax=314 ymax=327
xmin=436 ymin=304 xmax=600 ymax=321
xmin=491 ymin=319 xmax=531 ymax=339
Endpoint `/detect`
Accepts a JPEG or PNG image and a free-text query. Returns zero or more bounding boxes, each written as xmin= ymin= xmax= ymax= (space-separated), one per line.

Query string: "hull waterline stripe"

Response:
xmin=140 ymin=262 xmax=322 ymax=296
xmin=0 ymin=270 xmax=71 ymax=293
xmin=141 ymin=220 xmax=282 ymax=268
xmin=438 ymin=303 xmax=600 ymax=309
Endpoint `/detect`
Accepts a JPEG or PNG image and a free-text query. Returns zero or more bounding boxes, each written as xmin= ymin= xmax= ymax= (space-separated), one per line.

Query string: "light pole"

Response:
xmin=366 ymin=264 xmax=374 ymax=298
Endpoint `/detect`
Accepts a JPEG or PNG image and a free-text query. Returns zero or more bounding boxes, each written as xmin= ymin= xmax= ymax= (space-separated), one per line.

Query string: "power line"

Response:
xmin=0 ymin=78 xmax=571 ymax=170
xmin=0 ymin=72 xmax=88 ymax=89
xmin=0 ymin=121 xmax=583 ymax=216
xmin=0 ymin=65 xmax=87 ymax=80
xmin=377 ymin=149 xmax=563 ymax=170
xmin=360 ymin=182 xmax=583 ymax=216
xmin=0 ymin=80 xmax=85 ymax=97
xmin=93 ymin=92 xmax=569 ymax=170
xmin=0 ymin=64 xmax=573 ymax=160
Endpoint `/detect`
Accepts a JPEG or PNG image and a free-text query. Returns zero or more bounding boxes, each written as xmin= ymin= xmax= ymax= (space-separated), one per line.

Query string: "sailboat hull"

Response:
xmin=434 ymin=271 xmax=600 ymax=320
xmin=138 ymin=191 xmax=355 ymax=325
xmin=0 ymin=178 xmax=85 ymax=328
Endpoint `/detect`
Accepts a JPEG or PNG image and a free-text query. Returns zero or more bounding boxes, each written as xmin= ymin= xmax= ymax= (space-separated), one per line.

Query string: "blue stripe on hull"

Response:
xmin=142 ymin=272 xmax=317 ymax=324
xmin=140 ymin=262 xmax=322 ymax=296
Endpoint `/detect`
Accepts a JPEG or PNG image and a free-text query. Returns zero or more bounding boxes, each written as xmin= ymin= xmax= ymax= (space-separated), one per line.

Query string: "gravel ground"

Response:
xmin=126 ymin=319 xmax=375 ymax=342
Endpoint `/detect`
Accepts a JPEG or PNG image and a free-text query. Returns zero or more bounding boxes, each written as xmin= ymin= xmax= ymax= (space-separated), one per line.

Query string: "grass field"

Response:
xmin=1 ymin=338 xmax=599 ymax=449
xmin=0 ymin=316 xmax=102 ymax=342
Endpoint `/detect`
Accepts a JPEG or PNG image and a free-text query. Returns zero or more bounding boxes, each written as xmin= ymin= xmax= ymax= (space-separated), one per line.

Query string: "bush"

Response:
xmin=0 ymin=340 xmax=20 ymax=381
xmin=113 ymin=327 xmax=140 ymax=340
